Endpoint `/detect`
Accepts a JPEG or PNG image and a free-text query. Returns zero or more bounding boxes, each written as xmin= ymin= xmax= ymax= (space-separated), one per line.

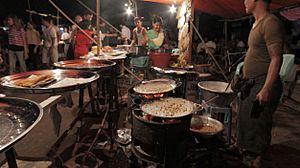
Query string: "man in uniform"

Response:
xmin=237 ymin=0 xmax=284 ymax=167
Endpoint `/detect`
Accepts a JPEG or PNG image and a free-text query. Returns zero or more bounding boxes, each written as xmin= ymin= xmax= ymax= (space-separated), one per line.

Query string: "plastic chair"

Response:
xmin=280 ymin=54 xmax=295 ymax=101
xmin=280 ymin=54 xmax=295 ymax=79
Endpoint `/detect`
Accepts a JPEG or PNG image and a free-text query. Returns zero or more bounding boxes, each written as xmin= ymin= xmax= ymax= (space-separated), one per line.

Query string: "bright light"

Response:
xmin=169 ymin=4 xmax=177 ymax=13
xmin=126 ymin=7 xmax=133 ymax=15
xmin=124 ymin=3 xmax=128 ymax=7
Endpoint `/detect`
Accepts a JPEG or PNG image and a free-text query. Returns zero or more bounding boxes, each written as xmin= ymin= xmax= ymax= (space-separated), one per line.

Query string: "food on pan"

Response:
xmin=91 ymin=46 xmax=99 ymax=55
xmin=134 ymin=80 xmax=175 ymax=94
xmin=191 ymin=125 xmax=218 ymax=133
xmin=13 ymin=74 xmax=54 ymax=87
xmin=141 ymin=97 xmax=194 ymax=118
xmin=102 ymin=46 xmax=113 ymax=53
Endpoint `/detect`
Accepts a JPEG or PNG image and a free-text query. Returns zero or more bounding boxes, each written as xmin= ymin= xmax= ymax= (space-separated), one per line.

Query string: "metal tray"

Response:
xmin=133 ymin=78 xmax=178 ymax=95
xmin=152 ymin=66 xmax=187 ymax=75
xmin=0 ymin=69 xmax=99 ymax=94
xmin=0 ymin=97 xmax=43 ymax=152
xmin=53 ymin=59 xmax=116 ymax=71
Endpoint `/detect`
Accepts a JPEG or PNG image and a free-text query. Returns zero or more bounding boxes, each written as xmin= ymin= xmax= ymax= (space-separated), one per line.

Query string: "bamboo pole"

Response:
xmin=190 ymin=22 xmax=229 ymax=82
xmin=48 ymin=0 xmax=97 ymax=44
xmin=96 ymin=0 xmax=100 ymax=55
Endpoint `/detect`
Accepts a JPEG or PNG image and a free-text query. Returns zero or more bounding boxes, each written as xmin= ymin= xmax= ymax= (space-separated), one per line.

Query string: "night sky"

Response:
xmin=0 ymin=0 xmax=178 ymax=29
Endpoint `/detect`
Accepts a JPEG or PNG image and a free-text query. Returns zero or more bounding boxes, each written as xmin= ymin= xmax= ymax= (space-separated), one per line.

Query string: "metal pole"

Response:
xmin=27 ymin=0 xmax=32 ymax=22
xmin=96 ymin=0 xmax=100 ymax=55
xmin=57 ymin=10 xmax=59 ymax=27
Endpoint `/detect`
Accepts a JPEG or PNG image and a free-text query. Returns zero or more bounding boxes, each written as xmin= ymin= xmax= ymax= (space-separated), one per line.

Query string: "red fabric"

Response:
xmin=143 ymin=0 xmax=300 ymax=18
xmin=280 ymin=7 xmax=300 ymax=21
xmin=74 ymin=30 xmax=93 ymax=59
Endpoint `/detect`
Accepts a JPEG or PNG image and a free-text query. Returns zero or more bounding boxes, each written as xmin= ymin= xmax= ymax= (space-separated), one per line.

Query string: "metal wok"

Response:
xmin=190 ymin=115 xmax=224 ymax=138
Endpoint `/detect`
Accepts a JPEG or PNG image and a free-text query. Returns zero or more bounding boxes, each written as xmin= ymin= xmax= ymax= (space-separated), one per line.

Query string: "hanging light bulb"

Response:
xmin=126 ymin=7 xmax=133 ymax=15
xmin=169 ymin=4 xmax=177 ymax=13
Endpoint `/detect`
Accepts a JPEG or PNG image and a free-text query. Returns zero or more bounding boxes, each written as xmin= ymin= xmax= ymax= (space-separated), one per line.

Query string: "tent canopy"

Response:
xmin=143 ymin=0 xmax=300 ymax=18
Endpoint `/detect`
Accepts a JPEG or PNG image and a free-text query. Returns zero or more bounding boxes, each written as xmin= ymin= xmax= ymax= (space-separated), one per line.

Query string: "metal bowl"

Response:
xmin=190 ymin=115 xmax=224 ymax=138
xmin=198 ymin=81 xmax=235 ymax=107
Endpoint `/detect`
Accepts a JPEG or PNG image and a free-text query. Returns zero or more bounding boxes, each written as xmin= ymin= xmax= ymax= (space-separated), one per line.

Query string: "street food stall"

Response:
xmin=0 ymin=0 xmax=299 ymax=168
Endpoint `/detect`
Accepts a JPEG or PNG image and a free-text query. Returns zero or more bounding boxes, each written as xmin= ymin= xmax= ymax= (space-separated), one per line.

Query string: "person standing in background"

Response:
xmin=5 ymin=14 xmax=27 ymax=74
xmin=120 ymin=24 xmax=131 ymax=45
xmin=147 ymin=15 xmax=168 ymax=50
xmin=25 ymin=21 xmax=41 ymax=70
xmin=131 ymin=17 xmax=147 ymax=46
xmin=68 ymin=14 xmax=82 ymax=60
xmin=235 ymin=0 xmax=284 ymax=167
xmin=41 ymin=16 xmax=58 ymax=68
xmin=61 ymin=27 xmax=71 ymax=58
xmin=74 ymin=11 xmax=93 ymax=59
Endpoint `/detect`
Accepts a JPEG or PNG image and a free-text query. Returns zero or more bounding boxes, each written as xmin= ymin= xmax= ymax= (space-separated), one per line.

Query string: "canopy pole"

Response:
xmin=96 ymin=0 xmax=100 ymax=55
xmin=224 ymin=21 xmax=228 ymax=50
xmin=188 ymin=0 xmax=195 ymax=63
xmin=27 ymin=0 xmax=32 ymax=22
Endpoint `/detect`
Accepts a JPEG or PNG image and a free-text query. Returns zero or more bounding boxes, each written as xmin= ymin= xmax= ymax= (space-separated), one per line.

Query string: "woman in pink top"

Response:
xmin=5 ymin=14 xmax=27 ymax=74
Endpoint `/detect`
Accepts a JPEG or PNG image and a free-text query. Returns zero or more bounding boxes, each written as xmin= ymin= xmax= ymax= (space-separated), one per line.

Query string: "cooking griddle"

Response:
xmin=53 ymin=59 xmax=116 ymax=71
xmin=0 ymin=69 xmax=99 ymax=94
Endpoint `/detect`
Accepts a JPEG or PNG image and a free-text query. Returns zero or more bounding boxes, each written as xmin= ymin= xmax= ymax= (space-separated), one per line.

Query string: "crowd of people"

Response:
xmin=0 ymin=11 xmax=172 ymax=75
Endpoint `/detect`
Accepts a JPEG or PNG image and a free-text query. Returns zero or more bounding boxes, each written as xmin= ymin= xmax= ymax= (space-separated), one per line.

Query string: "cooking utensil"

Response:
xmin=0 ymin=69 xmax=99 ymax=94
xmin=53 ymin=59 xmax=116 ymax=71
xmin=198 ymin=81 xmax=235 ymax=107
xmin=141 ymin=97 xmax=203 ymax=118
xmin=190 ymin=115 xmax=224 ymax=138
xmin=133 ymin=78 xmax=178 ymax=95
xmin=0 ymin=97 xmax=43 ymax=152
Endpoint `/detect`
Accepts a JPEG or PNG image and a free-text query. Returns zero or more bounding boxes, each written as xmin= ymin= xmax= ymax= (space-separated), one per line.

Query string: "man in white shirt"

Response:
xmin=41 ymin=16 xmax=58 ymax=68
xmin=120 ymin=24 xmax=131 ymax=44
xmin=206 ymin=40 xmax=216 ymax=55
xmin=61 ymin=27 xmax=71 ymax=57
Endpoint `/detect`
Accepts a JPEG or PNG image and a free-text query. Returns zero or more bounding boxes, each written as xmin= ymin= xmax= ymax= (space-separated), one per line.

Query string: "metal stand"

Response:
xmin=5 ymin=148 xmax=18 ymax=168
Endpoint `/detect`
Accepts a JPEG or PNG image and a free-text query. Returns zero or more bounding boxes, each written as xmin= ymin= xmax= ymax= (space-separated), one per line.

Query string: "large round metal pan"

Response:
xmin=0 ymin=97 xmax=43 ymax=152
xmin=141 ymin=97 xmax=202 ymax=118
xmin=0 ymin=69 xmax=99 ymax=94
xmin=133 ymin=78 xmax=178 ymax=95
xmin=53 ymin=59 xmax=116 ymax=71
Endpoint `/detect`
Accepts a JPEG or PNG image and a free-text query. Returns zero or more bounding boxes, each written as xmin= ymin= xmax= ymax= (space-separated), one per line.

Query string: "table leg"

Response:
xmin=87 ymin=84 xmax=96 ymax=114
xmin=5 ymin=148 xmax=18 ymax=168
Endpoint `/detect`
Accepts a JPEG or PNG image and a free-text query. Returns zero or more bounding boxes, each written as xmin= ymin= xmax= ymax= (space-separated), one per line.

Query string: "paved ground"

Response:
xmin=0 ymin=77 xmax=300 ymax=168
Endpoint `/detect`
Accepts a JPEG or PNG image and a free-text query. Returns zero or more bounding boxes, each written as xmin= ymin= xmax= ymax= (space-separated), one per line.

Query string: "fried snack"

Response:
xmin=14 ymin=74 xmax=53 ymax=87
xmin=91 ymin=46 xmax=98 ymax=55
xmin=102 ymin=46 xmax=113 ymax=53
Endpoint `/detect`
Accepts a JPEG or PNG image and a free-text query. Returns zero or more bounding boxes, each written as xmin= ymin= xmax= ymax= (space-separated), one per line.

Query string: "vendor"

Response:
xmin=74 ymin=11 xmax=93 ymax=59
xmin=147 ymin=15 xmax=168 ymax=50
xmin=131 ymin=17 xmax=147 ymax=46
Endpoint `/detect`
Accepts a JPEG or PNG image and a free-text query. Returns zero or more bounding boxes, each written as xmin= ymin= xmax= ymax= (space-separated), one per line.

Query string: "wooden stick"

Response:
xmin=96 ymin=0 xmax=100 ymax=55
xmin=190 ymin=22 xmax=229 ymax=82
xmin=48 ymin=0 xmax=97 ymax=44
xmin=123 ymin=66 xmax=142 ymax=82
